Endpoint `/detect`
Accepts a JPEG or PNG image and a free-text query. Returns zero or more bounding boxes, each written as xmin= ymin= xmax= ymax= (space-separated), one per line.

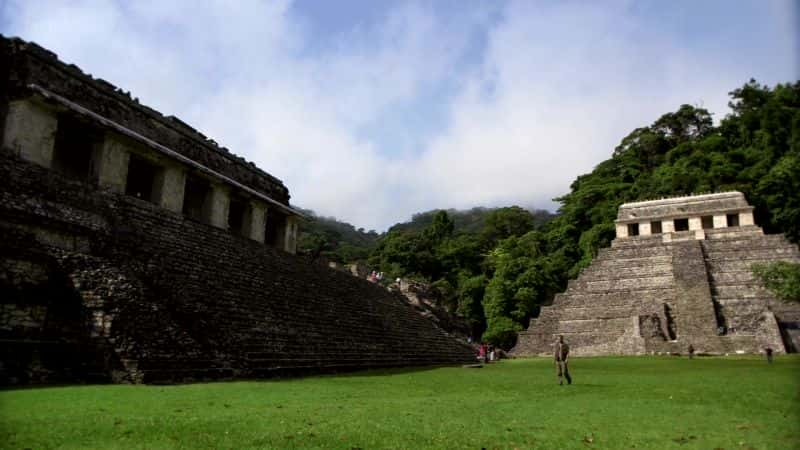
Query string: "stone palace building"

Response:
xmin=0 ymin=36 xmax=474 ymax=384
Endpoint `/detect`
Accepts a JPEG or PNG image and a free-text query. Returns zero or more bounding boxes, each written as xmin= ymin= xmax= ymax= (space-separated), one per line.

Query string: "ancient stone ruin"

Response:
xmin=0 ymin=36 xmax=474 ymax=384
xmin=512 ymin=192 xmax=800 ymax=356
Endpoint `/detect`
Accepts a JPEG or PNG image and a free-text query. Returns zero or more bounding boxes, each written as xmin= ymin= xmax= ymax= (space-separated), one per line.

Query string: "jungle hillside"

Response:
xmin=298 ymin=80 xmax=800 ymax=347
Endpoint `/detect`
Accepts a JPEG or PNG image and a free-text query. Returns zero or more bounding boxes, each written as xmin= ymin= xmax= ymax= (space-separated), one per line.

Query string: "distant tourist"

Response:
xmin=489 ymin=345 xmax=496 ymax=362
xmin=765 ymin=347 xmax=774 ymax=364
xmin=554 ymin=335 xmax=571 ymax=385
xmin=687 ymin=344 xmax=695 ymax=359
xmin=478 ymin=343 xmax=488 ymax=363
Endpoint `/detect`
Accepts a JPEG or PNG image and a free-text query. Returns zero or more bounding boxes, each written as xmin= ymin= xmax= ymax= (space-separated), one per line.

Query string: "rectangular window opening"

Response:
xmin=228 ymin=195 xmax=251 ymax=237
xmin=627 ymin=223 xmax=639 ymax=236
xmin=701 ymin=215 xmax=714 ymax=230
xmin=182 ymin=174 xmax=211 ymax=223
xmin=674 ymin=218 xmax=689 ymax=231
xmin=265 ymin=211 xmax=287 ymax=248
xmin=52 ymin=115 xmax=102 ymax=181
xmin=124 ymin=155 xmax=160 ymax=203
xmin=727 ymin=213 xmax=740 ymax=227
xmin=650 ymin=221 xmax=662 ymax=234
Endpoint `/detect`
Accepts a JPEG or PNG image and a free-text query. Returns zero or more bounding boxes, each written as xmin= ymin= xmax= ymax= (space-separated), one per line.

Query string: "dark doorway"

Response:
xmin=627 ymin=223 xmax=639 ymax=236
xmin=701 ymin=216 xmax=714 ymax=229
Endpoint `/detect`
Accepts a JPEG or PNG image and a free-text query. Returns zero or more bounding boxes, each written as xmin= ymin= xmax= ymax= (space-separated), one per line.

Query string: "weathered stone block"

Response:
xmin=3 ymin=99 xmax=58 ymax=168
xmin=95 ymin=133 xmax=131 ymax=193
xmin=153 ymin=165 xmax=186 ymax=213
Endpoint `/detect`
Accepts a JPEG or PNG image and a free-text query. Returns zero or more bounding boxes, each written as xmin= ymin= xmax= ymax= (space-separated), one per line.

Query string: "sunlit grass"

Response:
xmin=1 ymin=356 xmax=798 ymax=449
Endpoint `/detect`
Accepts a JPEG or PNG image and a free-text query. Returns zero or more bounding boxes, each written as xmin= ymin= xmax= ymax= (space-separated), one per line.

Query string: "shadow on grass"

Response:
xmin=0 ymin=380 xmax=113 ymax=392
xmin=306 ymin=364 xmax=447 ymax=379
xmin=0 ymin=363 xmax=466 ymax=391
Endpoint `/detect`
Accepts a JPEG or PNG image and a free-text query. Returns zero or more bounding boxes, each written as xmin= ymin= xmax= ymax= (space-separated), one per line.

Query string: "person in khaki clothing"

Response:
xmin=554 ymin=335 xmax=572 ymax=385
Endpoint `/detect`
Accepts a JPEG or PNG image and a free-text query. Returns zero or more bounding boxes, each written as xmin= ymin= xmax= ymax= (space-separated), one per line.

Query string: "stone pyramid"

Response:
xmin=512 ymin=192 xmax=800 ymax=356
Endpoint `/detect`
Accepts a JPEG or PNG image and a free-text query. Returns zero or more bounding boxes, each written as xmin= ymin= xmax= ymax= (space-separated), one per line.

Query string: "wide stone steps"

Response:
xmin=590 ymin=254 xmax=672 ymax=265
xmin=702 ymin=234 xmax=793 ymax=248
xmin=542 ymin=306 xmax=640 ymax=321
xmin=703 ymin=248 xmax=800 ymax=260
xmin=553 ymin=288 xmax=675 ymax=309
xmin=610 ymin=236 xmax=667 ymax=248
xmin=707 ymin=259 xmax=800 ymax=272
xmin=712 ymin=283 xmax=769 ymax=299
xmin=549 ymin=331 xmax=625 ymax=346
xmin=577 ymin=264 xmax=672 ymax=280
xmin=565 ymin=276 xmax=673 ymax=293
xmin=555 ymin=318 xmax=631 ymax=333
xmin=709 ymin=271 xmax=760 ymax=284
xmin=599 ymin=245 xmax=673 ymax=258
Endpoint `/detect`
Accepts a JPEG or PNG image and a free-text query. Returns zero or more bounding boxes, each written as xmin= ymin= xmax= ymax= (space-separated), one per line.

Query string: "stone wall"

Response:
xmin=0 ymin=152 xmax=474 ymax=384
xmin=2 ymin=35 xmax=301 ymax=253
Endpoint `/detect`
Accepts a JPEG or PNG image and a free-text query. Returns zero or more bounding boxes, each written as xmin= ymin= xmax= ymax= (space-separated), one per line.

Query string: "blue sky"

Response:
xmin=1 ymin=0 xmax=797 ymax=230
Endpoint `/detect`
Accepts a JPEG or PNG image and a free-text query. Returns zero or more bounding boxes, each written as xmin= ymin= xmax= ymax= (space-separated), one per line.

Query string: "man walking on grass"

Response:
xmin=555 ymin=335 xmax=572 ymax=385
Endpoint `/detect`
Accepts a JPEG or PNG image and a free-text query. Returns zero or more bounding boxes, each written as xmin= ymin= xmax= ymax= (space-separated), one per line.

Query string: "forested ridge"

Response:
xmin=300 ymin=80 xmax=800 ymax=347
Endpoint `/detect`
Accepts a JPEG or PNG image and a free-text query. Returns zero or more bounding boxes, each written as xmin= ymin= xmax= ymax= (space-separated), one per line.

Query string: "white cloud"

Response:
xmin=2 ymin=0 xmax=796 ymax=230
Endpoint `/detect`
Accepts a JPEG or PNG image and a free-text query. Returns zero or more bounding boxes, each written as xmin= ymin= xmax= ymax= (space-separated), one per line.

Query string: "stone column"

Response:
xmin=639 ymin=222 xmax=652 ymax=236
xmin=207 ymin=184 xmax=231 ymax=229
xmin=248 ymin=201 xmax=267 ymax=243
xmin=662 ymin=219 xmax=675 ymax=234
xmin=688 ymin=217 xmax=702 ymax=231
xmin=615 ymin=224 xmax=628 ymax=238
xmin=153 ymin=165 xmax=186 ymax=213
xmin=740 ymin=211 xmax=755 ymax=226
xmin=713 ymin=214 xmax=727 ymax=228
xmin=284 ymin=215 xmax=298 ymax=254
xmin=3 ymin=99 xmax=58 ymax=168
xmin=94 ymin=133 xmax=130 ymax=193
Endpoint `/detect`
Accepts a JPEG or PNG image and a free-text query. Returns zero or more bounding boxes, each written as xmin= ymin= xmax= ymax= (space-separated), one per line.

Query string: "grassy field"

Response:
xmin=1 ymin=356 xmax=798 ymax=449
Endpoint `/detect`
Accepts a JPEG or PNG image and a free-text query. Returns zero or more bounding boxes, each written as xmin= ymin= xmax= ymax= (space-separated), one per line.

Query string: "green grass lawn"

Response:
xmin=1 ymin=356 xmax=798 ymax=449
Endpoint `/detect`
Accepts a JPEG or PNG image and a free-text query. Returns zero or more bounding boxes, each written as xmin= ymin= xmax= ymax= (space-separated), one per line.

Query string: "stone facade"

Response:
xmin=0 ymin=36 xmax=474 ymax=384
xmin=1 ymin=35 xmax=300 ymax=252
xmin=512 ymin=193 xmax=800 ymax=357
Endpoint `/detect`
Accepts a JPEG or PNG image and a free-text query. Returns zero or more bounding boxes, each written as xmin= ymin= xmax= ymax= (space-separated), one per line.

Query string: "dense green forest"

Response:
xmin=297 ymin=207 xmax=553 ymax=264
xmin=300 ymin=80 xmax=800 ymax=347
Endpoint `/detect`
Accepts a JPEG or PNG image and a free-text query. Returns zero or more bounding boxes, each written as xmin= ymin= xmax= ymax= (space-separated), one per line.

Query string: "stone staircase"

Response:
xmin=702 ymin=232 xmax=800 ymax=350
xmin=513 ymin=235 xmax=676 ymax=356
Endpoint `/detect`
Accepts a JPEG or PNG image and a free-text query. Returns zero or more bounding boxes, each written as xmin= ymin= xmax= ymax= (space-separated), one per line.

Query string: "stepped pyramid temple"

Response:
xmin=513 ymin=192 xmax=800 ymax=357
xmin=0 ymin=36 xmax=474 ymax=384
